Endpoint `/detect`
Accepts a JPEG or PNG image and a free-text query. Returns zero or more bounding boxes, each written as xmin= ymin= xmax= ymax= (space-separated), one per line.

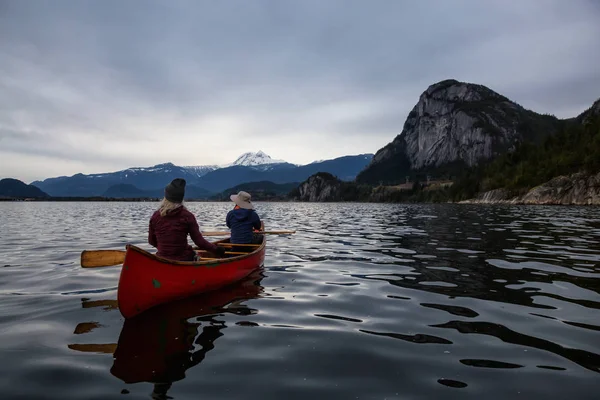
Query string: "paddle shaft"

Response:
xmin=81 ymin=248 xmax=251 ymax=268
xmin=217 ymin=243 xmax=261 ymax=247
xmin=201 ymin=230 xmax=295 ymax=236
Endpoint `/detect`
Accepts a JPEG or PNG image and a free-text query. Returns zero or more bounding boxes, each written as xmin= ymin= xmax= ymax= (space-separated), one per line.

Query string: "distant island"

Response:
xmin=0 ymin=178 xmax=51 ymax=200
xmin=3 ymin=80 xmax=599 ymax=205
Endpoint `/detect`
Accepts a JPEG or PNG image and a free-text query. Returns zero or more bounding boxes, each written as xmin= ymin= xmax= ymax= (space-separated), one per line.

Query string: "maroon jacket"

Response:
xmin=148 ymin=206 xmax=218 ymax=261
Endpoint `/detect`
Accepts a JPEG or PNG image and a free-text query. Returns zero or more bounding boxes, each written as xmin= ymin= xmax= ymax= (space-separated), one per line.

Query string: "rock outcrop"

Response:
xmin=466 ymin=188 xmax=514 ymax=203
xmin=577 ymin=98 xmax=600 ymax=125
xmin=357 ymin=79 xmax=561 ymax=184
xmin=294 ymin=173 xmax=342 ymax=202
xmin=462 ymin=172 xmax=600 ymax=205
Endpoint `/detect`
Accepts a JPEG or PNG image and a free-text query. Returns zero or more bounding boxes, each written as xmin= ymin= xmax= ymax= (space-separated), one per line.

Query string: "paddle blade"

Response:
xmin=81 ymin=250 xmax=126 ymax=268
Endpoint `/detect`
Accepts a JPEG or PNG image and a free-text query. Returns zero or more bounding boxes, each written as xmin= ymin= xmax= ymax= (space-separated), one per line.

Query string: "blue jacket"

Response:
xmin=226 ymin=207 xmax=262 ymax=244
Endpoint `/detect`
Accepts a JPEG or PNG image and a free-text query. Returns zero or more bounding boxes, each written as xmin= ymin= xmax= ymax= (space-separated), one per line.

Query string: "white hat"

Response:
xmin=230 ymin=191 xmax=254 ymax=209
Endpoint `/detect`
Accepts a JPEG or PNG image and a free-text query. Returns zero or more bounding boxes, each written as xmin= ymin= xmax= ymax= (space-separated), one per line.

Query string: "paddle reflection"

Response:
xmin=70 ymin=270 xmax=264 ymax=398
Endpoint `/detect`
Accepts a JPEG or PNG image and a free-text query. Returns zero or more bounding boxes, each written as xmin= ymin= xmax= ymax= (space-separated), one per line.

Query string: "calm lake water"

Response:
xmin=0 ymin=202 xmax=599 ymax=399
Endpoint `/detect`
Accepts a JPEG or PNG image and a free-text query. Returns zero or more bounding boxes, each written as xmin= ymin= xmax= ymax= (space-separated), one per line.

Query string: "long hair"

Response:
xmin=158 ymin=197 xmax=183 ymax=217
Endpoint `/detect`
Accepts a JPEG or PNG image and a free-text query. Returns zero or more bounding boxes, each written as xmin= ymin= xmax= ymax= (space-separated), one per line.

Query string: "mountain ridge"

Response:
xmin=31 ymin=152 xmax=373 ymax=197
xmin=102 ymin=183 xmax=212 ymax=199
xmin=357 ymin=79 xmax=563 ymax=184
xmin=194 ymin=154 xmax=373 ymax=192
xmin=212 ymin=180 xmax=300 ymax=201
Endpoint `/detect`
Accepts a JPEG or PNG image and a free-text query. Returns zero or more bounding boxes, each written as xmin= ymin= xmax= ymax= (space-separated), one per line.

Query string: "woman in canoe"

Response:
xmin=148 ymin=178 xmax=226 ymax=261
xmin=226 ymin=191 xmax=263 ymax=244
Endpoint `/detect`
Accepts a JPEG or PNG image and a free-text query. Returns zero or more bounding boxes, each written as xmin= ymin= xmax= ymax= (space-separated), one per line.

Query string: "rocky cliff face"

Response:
xmin=357 ymin=79 xmax=560 ymax=184
xmin=404 ymin=81 xmax=519 ymax=169
xmin=577 ymin=98 xmax=600 ymax=125
xmin=462 ymin=172 xmax=600 ymax=205
xmin=295 ymin=173 xmax=342 ymax=202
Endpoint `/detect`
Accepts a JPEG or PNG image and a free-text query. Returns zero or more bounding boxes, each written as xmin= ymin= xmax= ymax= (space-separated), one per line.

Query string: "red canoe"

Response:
xmin=111 ymin=270 xmax=264 ymax=384
xmin=117 ymin=230 xmax=266 ymax=319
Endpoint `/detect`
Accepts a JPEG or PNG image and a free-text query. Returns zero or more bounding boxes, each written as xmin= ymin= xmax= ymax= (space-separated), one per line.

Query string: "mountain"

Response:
xmin=195 ymin=154 xmax=373 ymax=192
xmin=306 ymin=96 xmax=600 ymax=205
xmin=0 ymin=178 xmax=49 ymax=198
xmin=180 ymin=165 xmax=219 ymax=177
xmin=229 ymin=150 xmax=287 ymax=167
xmin=356 ymin=79 xmax=563 ymax=184
xmin=454 ymin=97 xmax=600 ymax=201
xmin=212 ymin=181 xmax=300 ymax=201
xmin=102 ymin=184 xmax=152 ymax=198
xmin=102 ymin=183 xmax=212 ymax=199
xmin=576 ymin=97 xmax=600 ymax=125
xmin=31 ymin=162 xmax=213 ymax=197
xmin=32 ymin=152 xmax=372 ymax=197
xmin=301 ymin=154 xmax=373 ymax=181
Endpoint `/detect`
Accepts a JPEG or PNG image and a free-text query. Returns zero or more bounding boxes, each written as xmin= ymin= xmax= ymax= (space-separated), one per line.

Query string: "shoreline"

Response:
xmin=1 ymin=198 xmax=598 ymax=206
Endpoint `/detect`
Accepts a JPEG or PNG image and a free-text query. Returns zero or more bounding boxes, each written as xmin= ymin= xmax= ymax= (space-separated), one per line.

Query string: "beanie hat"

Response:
xmin=165 ymin=178 xmax=186 ymax=203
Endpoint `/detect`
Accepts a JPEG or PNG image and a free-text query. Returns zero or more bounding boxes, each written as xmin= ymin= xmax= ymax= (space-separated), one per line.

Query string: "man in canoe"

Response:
xmin=226 ymin=191 xmax=263 ymax=244
xmin=148 ymin=178 xmax=226 ymax=261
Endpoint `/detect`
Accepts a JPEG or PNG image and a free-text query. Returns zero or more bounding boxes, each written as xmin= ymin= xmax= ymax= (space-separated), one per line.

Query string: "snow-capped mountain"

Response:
xmin=183 ymin=151 xmax=286 ymax=171
xmin=31 ymin=152 xmax=374 ymax=197
xmin=181 ymin=164 xmax=219 ymax=177
xmin=230 ymin=151 xmax=286 ymax=167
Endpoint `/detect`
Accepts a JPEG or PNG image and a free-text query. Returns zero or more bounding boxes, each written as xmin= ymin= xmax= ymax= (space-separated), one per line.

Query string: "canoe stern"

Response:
xmin=117 ymin=243 xmax=265 ymax=319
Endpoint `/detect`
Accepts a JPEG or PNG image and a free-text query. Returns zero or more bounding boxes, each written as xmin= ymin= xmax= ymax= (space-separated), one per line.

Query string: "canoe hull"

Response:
xmin=117 ymin=237 xmax=265 ymax=319
xmin=111 ymin=270 xmax=264 ymax=384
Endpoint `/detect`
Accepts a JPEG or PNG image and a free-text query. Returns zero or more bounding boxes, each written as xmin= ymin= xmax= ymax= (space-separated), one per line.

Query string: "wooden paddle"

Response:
xmin=81 ymin=250 xmax=126 ymax=268
xmin=81 ymin=249 xmax=242 ymax=268
xmin=202 ymin=230 xmax=296 ymax=236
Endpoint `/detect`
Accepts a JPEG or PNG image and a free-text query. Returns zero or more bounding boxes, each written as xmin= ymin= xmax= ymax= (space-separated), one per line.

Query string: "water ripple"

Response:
xmin=0 ymin=202 xmax=599 ymax=399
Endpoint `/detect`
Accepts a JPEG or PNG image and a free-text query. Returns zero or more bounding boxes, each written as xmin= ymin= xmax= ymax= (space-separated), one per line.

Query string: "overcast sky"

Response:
xmin=1 ymin=0 xmax=599 ymax=183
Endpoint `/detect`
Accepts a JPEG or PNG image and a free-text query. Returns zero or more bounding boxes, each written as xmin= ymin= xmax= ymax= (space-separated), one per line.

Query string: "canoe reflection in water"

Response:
xmin=69 ymin=269 xmax=264 ymax=399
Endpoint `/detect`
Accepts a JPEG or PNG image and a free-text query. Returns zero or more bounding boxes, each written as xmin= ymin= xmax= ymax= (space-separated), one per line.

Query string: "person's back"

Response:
xmin=226 ymin=207 xmax=261 ymax=244
xmin=226 ymin=191 xmax=262 ymax=244
xmin=150 ymin=206 xmax=199 ymax=261
xmin=148 ymin=178 xmax=224 ymax=261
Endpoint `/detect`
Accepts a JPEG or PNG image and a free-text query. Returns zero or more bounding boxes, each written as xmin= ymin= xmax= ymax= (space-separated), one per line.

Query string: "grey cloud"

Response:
xmin=1 ymin=0 xmax=599 ymax=182
xmin=0 ymin=127 xmax=150 ymax=167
